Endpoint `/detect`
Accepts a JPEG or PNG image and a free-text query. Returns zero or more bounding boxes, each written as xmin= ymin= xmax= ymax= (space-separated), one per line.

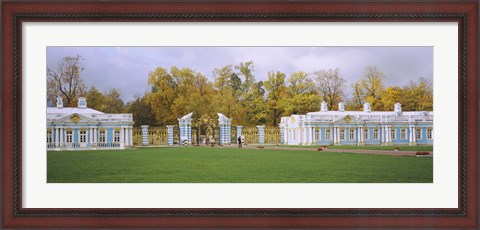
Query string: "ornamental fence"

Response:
xmin=132 ymin=126 xmax=280 ymax=146
xmin=47 ymin=142 xmax=124 ymax=151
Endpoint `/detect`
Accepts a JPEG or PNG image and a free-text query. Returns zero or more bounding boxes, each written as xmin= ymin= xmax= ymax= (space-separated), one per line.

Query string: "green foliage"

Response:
xmin=351 ymin=65 xmax=386 ymax=111
xmin=402 ymin=77 xmax=433 ymax=111
xmin=47 ymin=147 xmax=433 ymax=183
xmin=264 ymin=71 xmax=288 ymax=126
xmin=381 ymin=87 xmax=403 ymax=111
xmin=125 ymin=94 xmax=156 ymax=127
xmin=85 ymin=87 xmax=125 ymax=113
xmin=284 ymin=71 xmax=321 ymax=115
xmin=49 ymin=55 xmax=433 ymax=128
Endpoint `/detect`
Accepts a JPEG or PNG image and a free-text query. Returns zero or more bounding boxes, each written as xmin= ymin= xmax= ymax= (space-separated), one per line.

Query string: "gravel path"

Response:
xmin=217 ymin=144 xmax=431 ymax=156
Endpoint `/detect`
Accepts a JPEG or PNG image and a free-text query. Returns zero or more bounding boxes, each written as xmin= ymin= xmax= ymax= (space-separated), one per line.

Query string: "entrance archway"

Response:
xmin=178 ymin=112 xmax=232 ymax=145
xmin=192 ymin=115 xmax=216 ymax=145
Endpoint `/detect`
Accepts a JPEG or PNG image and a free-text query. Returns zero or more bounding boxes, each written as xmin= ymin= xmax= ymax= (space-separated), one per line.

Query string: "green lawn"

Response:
xmin=47 ymin=147 xmax=433 ymax=183
xmin=281 ymin=145 xmax=433 ymax=152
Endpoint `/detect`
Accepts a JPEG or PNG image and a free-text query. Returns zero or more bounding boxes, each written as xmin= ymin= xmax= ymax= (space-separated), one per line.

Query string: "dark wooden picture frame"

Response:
xmin=1 ymin=0 xmax=478 ymax=228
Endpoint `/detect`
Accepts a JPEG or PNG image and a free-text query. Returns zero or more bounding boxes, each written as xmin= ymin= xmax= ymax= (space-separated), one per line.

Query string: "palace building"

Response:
xmin=47 ymin=96 xmax=134 ymax=150
xmin=279 ymin=102 xmax=433 ymax=146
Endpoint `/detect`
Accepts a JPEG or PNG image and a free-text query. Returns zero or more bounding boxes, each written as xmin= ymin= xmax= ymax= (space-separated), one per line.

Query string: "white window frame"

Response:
xmin=349 ymin=129 xmax=355 ymax=141
xmin=79 ymin=130 xmax=87 ymax=143
xmin=47 ymin=130 xmax=53 ymax=143
xmin=364 ymin=128 xmax=369 ymax=140
xmin=114 ymin=130 xmax=120 ymax=143
xmin=325 ymin=129 xmax=331 ymax=141
xmin=315 ymin=129 xmax=321 ymax=141
xmin=373 ymin=129 xmax=379 ymax=140
xmin=416 ymin=128 xmax=422 ymax=140
xmin=390 ymin=128 xmax=396 ymax=140
xmin=65 ymin=130 xmax=73 ymax=143
xmin=400 ymin=128 xmax=407 ymax=140
xmin=427 ymin=128 xmax=433 ymax=139
xmin=99 ymin=130 xmax=106 ymax=143
xmin=339 ymin=129 xmax=345 ymax=141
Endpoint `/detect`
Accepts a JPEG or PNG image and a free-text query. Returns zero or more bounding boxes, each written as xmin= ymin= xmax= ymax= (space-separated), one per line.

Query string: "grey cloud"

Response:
xmin=47 ymin=46 xmax=433 ymax=101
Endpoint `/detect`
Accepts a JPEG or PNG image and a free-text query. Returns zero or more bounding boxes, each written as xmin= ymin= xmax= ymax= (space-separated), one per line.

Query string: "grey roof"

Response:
xmin=47 ymin=107 xmax=105 ymax=115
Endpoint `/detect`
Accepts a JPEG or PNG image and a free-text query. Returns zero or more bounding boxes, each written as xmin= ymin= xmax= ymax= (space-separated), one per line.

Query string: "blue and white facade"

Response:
xmin=279 ymin=102 xmax=433 ymax=146
xmin=47 ymin=97 xmax=134 ymax=150
xmin=218 ymin=113 xmax=232 ymax=145
xmin=178 ymin=112 xmax=232 ymax=145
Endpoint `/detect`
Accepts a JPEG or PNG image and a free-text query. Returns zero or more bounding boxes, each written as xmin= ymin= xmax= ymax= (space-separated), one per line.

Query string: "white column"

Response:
xmin=361 ymin=127 xmax=364 ymax=143
xmin=312 ymin=128 xmax=316 ymax=143
xmin=308 ymin=127 xmax=313 ymax=144
xmin=59 ymin=128 xmax=63 ymax=145
xmin=357 ymin=127 xmax=360 ymax=143
xmin=54 ymin=128 xmax=58 ymax=146
xmin=93 ymin=128 xmax=97 ymax=143
xmin=125 ymin=128 xmax=130 ymax=146
xmin=120 ymin=127 xmax=125 ymax=143
xmin=385 ymin=126 xmax=389 ymax=143
xmin=333 ymin=127 xmax=337 ymax=144
xmin=126 ymin=127 xmax=129 ymax=146
xmin=382 ymin=127 xmax=385 ymax=144
xmin=304 ymin=127 xmax=308 ymax=144
xmin=89 ymin=128 xmax=92 ymax=144
xmin=336 ymin=127 xmax=340 ymax=143
xmin=409 ymin=127 xmax=413 ymax=143
xmin=387 ymin=126 xmax=391 ymax=143
xmin=413 ymin=127 xmax=416 ymax=142
xmin=387 ymin=126 xmax=390 ymax=143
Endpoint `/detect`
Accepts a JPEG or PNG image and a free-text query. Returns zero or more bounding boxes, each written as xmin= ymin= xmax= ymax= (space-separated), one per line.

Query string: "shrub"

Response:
xmin=317 ymin=148 xmax=323 ymax=151
xmin=257 ymin=146 xmax=264 ymax=149
xmin=416 ymin=151 xmax=430 ymax=155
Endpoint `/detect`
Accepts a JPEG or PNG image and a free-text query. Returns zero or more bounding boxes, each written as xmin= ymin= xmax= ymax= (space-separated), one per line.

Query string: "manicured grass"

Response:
xmin=47 ymin=147 xmax=432 ymax=183
xmin=281 ymin=145 xmax=433 ymax=152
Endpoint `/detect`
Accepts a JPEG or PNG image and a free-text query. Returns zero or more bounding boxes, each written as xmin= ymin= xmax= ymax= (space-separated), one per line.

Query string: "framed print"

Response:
xmin=1 ymin=0 xmax=478 ymax=228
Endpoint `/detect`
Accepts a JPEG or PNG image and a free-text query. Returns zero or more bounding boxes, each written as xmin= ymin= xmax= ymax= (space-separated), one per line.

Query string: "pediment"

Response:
xmin=333 ymin=115 xmax=365 ymax=124
xmin=55 ymin=113 xmax=97 ymax=124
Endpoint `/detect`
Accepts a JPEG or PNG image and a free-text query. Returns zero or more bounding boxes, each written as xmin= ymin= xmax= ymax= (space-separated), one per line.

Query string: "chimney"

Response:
xmin=78 ymin=97 xmax=87 ymax=109
xmin=338 ymin=102 xmax=345 ymax=112
xmin=321 ymin=101 xmax=328 ymax=112
xmin=56 ymin=96 xmax=63 ymax=108
xmin=363 ymin=102 xmax=371 ymax=112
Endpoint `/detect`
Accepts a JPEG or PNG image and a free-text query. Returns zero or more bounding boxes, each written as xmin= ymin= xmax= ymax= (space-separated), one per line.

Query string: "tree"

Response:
xmin=103 ymin=88 xmax=125 ymax=113
xmin=235 ymin=61 xmax=267 ymax=125
xmin=284 ymin=71 xmax=321 ymax=115
xmin=126 ymin=94 xmax=156 ymax=127
xmin=264 ymin=71 xmax=288 ymax=126
xmin=236 ymin=61 xmax=256 ymax=96
xmin=244 ymin=81 xmax=267 ymax=125
xmin=211 ymin=65 xmax=242 ymax=122
xmin=402 ymin=77 xmax=433 ymax=111
xmin=85 ymin=86 xmax=105 ymax=111
xmin=47 ymin=55 xmax=87 ymax=106
xmin=381 ymin=87 xmax=403 ymax=111
xmin=353 ymin=65 xmax=386 ymax=111
xmin=85 ymin=87 xmax=125 ymax=113
xmin=146 ymin=67 xmax=177 ymax=125
xmin=313 ymin=68 xmax=347 ymax=110
xmin=351 ymin=81 xmax=365 ymax=110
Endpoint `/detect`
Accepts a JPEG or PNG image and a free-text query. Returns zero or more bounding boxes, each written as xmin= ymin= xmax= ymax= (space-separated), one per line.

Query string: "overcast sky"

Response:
xmin=47 ymin=47 xmax=433 ymax=102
